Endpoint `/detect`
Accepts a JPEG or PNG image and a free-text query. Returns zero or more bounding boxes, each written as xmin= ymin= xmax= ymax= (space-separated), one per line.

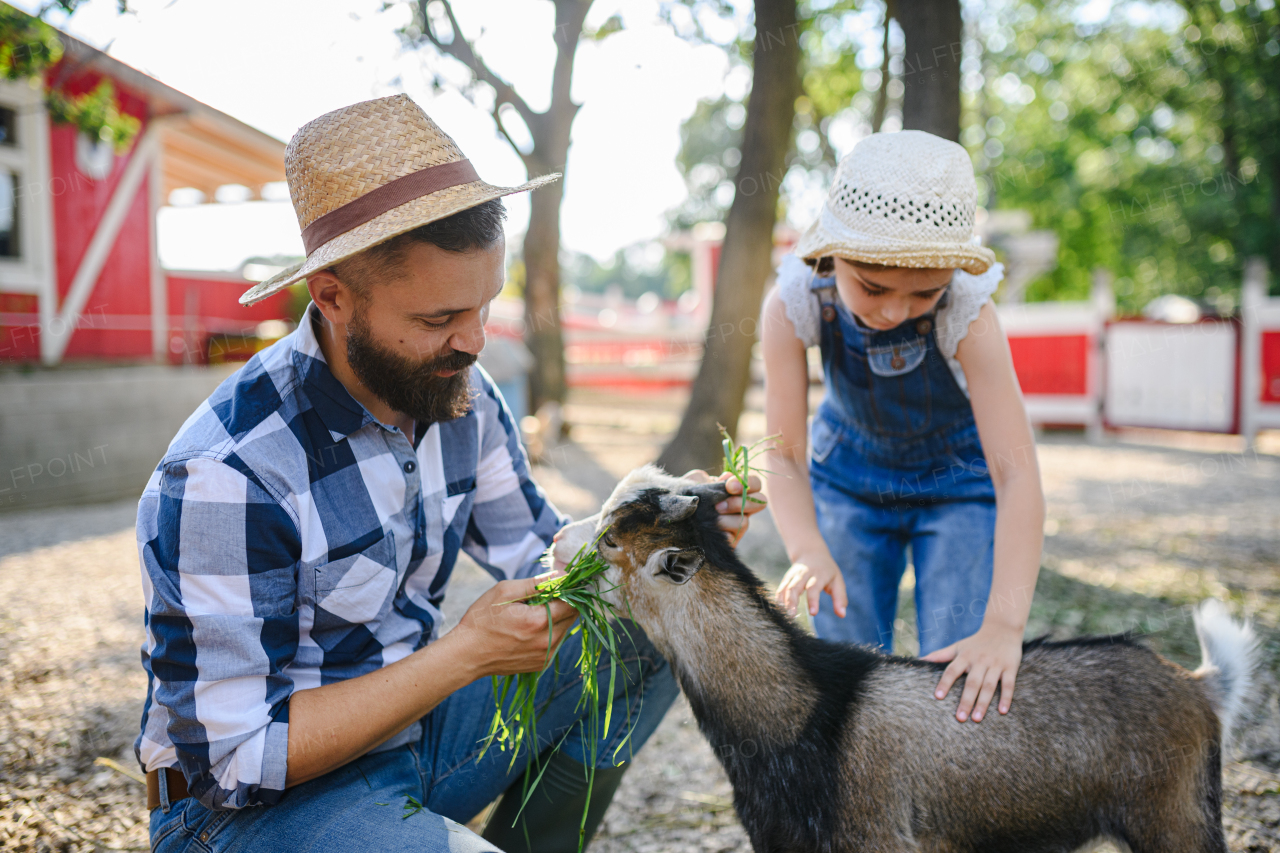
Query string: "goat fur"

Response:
xmin=556 ymin=465 xmax=1259 ymax=853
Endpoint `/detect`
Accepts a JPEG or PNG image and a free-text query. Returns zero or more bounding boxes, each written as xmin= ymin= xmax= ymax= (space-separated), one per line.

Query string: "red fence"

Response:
xmin=1262 ymin=332 xmax=1280 ymax=403
xmin=543 ymin=259 xmax=1278 ymax=449
xmin=1007 ymin=335 xmax=1090 ymax=396
xmin=164 ymin=272 xmax=292 ymax=364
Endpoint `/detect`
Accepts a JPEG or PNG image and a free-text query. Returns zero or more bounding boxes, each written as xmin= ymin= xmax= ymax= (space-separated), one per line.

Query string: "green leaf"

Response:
xmin=584 ymin=14 xmax=623 ymax=42
xmin=719 ymin=427 xmax=779 ymax=520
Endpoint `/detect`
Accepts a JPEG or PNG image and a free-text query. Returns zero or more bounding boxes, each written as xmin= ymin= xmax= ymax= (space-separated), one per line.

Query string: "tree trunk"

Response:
xmin=872 ymin=0 xmax=894 ymax=133
xmin=523 ymin=0 xmax=591 ymax=411
xmin=419 ymin=0 xmax=590 ymax=413
xmin=896 ymin=0 xmax=962 ymax=141
xmin=523 ymin=164 xmax=567 ymax=412
xmin=1270 ymin=155 xmax=1280 ymax=280
xmin=657 ymin=0 xmax=801 ymax=474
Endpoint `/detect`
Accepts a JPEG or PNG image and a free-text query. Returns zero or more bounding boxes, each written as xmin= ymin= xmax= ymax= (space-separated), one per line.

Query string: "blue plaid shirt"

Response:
xmin=134 ymin=305 xmax=566 ymax=810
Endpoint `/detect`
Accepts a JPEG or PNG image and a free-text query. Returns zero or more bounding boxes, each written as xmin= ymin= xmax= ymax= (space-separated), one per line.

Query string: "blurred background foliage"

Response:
xmin=970 ymin=0 xmax=1277 ymax=312
xmin=564 ymin=247 xmax=693 ymax=300
xmin=665 ymin=0 xmax=869 ymax=230
xmin=0 ymin=3 xmax=140 ymax=151
xmin=569 ymin=0 xmax=868 ymax=308
xmin=659 ymin=0 xmax=1278 ymax=316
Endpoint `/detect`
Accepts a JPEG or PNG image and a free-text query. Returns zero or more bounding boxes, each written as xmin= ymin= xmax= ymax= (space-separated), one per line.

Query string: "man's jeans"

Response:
xmin=149 ymin=620 xmax=678 ymax=852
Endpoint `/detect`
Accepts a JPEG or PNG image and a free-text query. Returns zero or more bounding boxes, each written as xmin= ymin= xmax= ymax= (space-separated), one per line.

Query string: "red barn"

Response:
xmin=0 ymin=21 xmax=291 ymax=367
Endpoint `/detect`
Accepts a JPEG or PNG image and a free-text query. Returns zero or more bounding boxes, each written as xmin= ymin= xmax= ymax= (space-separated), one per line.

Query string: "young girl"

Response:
xmin=761 ymin=130 xmax=1045 ymax=725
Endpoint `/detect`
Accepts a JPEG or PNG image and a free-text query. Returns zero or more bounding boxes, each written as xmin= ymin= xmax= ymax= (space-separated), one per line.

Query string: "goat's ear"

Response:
xmin=657 ymin=494 xmax=699 ymax=523
xmin=659 ymin=549 xmax=704 ymax=584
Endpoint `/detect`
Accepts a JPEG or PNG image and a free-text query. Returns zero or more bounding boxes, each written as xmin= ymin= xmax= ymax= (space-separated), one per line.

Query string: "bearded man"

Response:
xmin=135 ymin=95 xmax=763 ymax=853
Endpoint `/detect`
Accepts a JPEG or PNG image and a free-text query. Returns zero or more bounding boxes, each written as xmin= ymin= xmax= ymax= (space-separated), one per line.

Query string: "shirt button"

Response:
xmin=821 ymin=305 xmax=837 ymax=323
xmin=891 ymin=355 xmax=906 ymax=370
xmin=403 ymin=460 xmax=416 ymax=474
xmin=916 ymin=319 xmax=932 ymax=335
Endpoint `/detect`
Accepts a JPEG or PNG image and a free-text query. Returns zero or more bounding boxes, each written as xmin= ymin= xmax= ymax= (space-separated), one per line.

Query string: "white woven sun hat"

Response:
xmin=794 ymin=130 xmax=995 ymax=274
xmin=239 ymin=94 xmax=560 ymax=306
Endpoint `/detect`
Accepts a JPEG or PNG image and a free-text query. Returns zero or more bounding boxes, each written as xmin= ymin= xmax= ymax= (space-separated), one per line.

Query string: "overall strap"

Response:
xmin=810 ymin=275 xmax=840 ymax=339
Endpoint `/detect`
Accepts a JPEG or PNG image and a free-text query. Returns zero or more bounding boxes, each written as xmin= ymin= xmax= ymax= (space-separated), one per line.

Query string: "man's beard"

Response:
xmin=345 ymin=307 xmax=478 ymax=425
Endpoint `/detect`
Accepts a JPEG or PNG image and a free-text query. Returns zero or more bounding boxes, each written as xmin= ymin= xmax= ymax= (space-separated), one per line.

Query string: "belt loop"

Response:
xmin=158 ymin=766 xmax=172 ymax=814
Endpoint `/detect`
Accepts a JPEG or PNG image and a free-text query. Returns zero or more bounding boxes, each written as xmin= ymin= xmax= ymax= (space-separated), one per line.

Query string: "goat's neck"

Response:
xmin=648 ymin=570 xmax=815 ymax=743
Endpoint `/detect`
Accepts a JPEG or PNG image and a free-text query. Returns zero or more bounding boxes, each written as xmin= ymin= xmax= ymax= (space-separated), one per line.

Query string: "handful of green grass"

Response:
xmin=719 ymin=426 xmax=778 ymax=519
xmin=480 ymin=532 xmax=636 ymax=850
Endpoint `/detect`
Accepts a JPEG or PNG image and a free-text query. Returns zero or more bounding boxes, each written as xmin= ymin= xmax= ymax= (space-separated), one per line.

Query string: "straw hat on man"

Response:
xmin=136 ymin=94 xmax=765 ymax=853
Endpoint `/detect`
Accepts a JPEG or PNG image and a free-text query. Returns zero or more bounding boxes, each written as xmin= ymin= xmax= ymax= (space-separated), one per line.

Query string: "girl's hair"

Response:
xmin=803 ymin=256 xmax=893 ymax=276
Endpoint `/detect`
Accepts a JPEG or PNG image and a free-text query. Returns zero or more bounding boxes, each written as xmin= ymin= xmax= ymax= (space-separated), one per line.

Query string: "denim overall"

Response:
xmin=807 ymin=275 xmax=996 ymax=654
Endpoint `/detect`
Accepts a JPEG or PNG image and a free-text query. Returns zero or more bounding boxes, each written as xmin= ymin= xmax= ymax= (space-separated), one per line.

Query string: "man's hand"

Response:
xmin=452 ymin=572 xmax=579 ymax=678
xmin=286 ymin=571 xmax=577 ymax=788
xmin=923 ymin=621 xmax=1024 ymax=722
xmin=681 ymin=469 xmax=766 ymax=547
xmin=775 ymin=550 xmax=845 ymax=618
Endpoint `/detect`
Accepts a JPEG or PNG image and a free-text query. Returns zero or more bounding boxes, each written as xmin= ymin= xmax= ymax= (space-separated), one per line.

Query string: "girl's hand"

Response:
xmin=680 ymin=469 xmax=767 ymax=547
xmin=923 ymin=622 xmax=1023 ymax=722
xmin=775 ymin=553 xmax=846 ymax=618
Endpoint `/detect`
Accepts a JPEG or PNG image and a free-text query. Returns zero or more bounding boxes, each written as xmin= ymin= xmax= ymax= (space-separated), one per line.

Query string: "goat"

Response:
xmin=556 ymin=466 xmax=1259 ymax=853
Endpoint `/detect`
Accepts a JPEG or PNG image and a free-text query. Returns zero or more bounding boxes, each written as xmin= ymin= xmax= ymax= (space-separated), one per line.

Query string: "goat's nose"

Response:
xmin=688 ymin=482 xmax=731 ymax=504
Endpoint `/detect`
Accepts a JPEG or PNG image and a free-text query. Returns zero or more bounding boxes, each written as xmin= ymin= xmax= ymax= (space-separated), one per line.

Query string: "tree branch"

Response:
xmin=492 ymin=105 xmax=537 ymax=171
xmin=417 ymin=0 xmax=541 ymax=129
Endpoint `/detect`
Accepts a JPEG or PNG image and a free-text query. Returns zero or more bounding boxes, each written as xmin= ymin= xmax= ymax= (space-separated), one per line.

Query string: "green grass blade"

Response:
xmin=479 ymin=527 xmax=640 ymax=853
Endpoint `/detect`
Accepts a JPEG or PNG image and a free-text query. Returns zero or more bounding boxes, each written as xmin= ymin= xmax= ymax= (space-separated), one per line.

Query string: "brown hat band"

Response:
xmin=300 ymin=159 xmax=480 ymax=255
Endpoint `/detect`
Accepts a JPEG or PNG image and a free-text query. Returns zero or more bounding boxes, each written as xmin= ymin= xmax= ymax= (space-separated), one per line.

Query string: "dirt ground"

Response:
xmin=1 ymin=388 xmax=1278 ymax=852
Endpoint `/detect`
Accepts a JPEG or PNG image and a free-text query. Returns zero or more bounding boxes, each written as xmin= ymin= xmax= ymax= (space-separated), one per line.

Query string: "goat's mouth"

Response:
xmin=592 ymin=562 xmax=626 ymax=610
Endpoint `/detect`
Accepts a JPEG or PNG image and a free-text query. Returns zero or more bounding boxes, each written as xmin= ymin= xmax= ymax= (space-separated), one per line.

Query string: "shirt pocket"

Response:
xmin=866 ymin=336 xmax=928 ymax=377
xmin=416 ymin=481 xmax=478 ymax=608
xmin=310 ymin=530 xmax=399 ymax=638
xmin=809 ymin=415 xmax=843 ymax=466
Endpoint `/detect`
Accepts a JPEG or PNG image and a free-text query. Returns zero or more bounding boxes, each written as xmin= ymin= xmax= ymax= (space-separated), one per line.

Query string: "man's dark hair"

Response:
xmin=331 ymin=197 xmax=507 ymax=293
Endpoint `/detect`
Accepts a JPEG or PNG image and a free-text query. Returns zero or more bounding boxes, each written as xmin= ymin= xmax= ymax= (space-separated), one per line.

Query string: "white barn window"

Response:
xmin=0 ymin=79 xmax=55 ymax=296
xmin=0 ymin=105 xmax=19 ymax=257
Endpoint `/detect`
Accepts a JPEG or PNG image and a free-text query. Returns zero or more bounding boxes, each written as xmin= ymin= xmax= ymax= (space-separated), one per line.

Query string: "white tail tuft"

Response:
xmin=1193 ymin=599 xmax=1259 ymax=741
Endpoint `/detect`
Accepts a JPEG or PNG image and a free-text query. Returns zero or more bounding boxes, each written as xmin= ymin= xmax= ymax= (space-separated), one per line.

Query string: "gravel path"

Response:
xmin=0 ymin=501 xmax=151 ymax=852
xmin=1 ymin=397 xmax=1277 ymax=851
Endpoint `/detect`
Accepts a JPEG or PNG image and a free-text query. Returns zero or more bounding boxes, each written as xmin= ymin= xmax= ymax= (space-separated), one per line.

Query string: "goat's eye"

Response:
xmin=600 ymin=533 xmax=617 ymax=548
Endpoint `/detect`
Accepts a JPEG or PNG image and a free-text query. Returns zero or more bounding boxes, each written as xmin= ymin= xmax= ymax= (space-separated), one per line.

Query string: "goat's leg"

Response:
xmin=743 ymin=823 xmax=922 ymax=853
xmin=855 ymin=822 xmax=925 ymax=853
xmin=842 ymin=837 xmax=922 ymax=853
xmin=1120 ymin=792 xmax=1227 ymax=853
xmin=1121 ymin=745 xmax=1228 ymax=853
xmin=1123 ymin=823 xmax=1226 ymax=853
